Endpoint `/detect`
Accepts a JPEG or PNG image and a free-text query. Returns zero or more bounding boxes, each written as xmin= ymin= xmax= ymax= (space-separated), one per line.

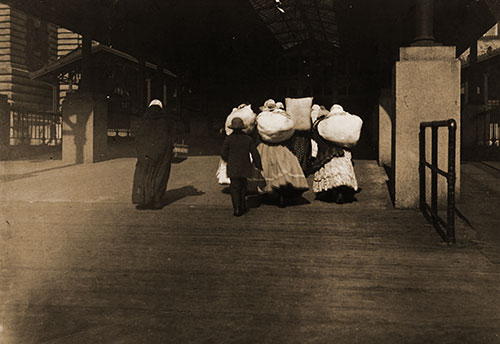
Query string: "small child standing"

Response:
xmin=221 ymin=117 xmax=263 ymax=216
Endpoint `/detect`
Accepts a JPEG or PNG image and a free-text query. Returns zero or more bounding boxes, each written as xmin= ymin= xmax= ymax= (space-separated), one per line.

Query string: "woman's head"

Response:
xmin=149 ymin=99 xmax=163 ymax=109
xmin=260 ymin=99 xmax=277 ymax=112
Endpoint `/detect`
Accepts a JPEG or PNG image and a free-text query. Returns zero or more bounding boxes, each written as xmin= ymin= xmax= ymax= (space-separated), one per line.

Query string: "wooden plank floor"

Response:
xmin=0 ymin=156 xmax=499 ymax=343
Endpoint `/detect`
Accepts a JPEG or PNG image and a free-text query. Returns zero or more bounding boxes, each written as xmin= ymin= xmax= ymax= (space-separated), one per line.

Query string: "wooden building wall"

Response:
xmin=57 ymin=27 xmax=81 ymax=58
xmin=57 ymin=27 xmax=81 ymax=108
xmin=0 ymin=3 xmax=58 ymax=110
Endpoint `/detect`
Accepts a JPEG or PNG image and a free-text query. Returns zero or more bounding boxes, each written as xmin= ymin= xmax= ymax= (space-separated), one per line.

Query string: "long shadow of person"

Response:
xmin=159 ymin=185 xmax=205 ymax=207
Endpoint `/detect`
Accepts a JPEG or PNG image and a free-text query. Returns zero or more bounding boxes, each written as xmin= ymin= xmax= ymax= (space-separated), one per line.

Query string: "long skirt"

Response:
xmin=250 ymin=143 xmax=309 ymax=193
xmin=312 ymin=150 xmax=358 ymax=193
xmin=132 ymin=149 xmax=173 ymax=205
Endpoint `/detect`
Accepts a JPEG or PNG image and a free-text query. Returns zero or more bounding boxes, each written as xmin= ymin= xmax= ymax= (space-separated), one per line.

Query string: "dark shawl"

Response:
xmin=135 ymin=105 xmax=176 ymax=161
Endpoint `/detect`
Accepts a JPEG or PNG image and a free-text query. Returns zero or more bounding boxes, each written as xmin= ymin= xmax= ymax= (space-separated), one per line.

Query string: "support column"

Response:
xmin=378 ymin=88 xmax=393 ymax=167
xmin=80 ymin=33 xmax=92 ymax=93
xmin=62 ymin=93 xmax=107 ymax=164
xmin=138 ymin=56 xmax=146 ymax=110
xmin=413 ymin=0 xmax=436 ymax=46
xmin=0 ymin=95 xmax=10 ymax=159
xmin=146 ymin=78 xmax=151 ymax=105
xmin=163 ymin=81 xmax=167 ymax=107
xmin=393 ymin=46 xmax=461 ymax=208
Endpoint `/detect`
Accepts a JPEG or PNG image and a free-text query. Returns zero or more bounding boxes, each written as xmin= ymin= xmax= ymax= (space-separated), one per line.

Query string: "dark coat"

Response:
xmin=135 ymin=105 xmax=176 ymax=161
xmin=221 ymin=131 xmax=263 ymax=178
xmin=132 ymin=105 xmax=176 ymax=205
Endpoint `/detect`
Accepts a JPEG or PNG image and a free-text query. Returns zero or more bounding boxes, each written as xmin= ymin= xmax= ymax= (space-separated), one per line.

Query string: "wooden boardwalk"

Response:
xmin=0 ymin=156 xmax=499 ymax=343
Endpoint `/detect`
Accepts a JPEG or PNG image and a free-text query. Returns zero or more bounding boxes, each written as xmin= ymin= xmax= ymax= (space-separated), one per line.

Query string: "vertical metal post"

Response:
xmin=419 ymin=125 xmax=426 ymax=211
xmin=413 ymin=0 xmax=436 ymax=45
xmin=42 ymin=113 xmax=46 ymax=144
xmin=81 ymin=33 xmax=92 ymax=93
xmin=431 ymin=126 xmax=438 ymax=219
xmin=447 ymin=120 xmax=456 ymax=244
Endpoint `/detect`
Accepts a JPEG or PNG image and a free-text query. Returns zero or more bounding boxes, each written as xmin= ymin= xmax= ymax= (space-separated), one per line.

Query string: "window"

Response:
xmin=25 ymin=17 xmax=49 ymax=71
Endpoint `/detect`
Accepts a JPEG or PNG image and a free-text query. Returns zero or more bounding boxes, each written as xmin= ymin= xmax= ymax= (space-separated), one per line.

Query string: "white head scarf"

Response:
xmin=149 ymin=99 xmax=163 ymax=109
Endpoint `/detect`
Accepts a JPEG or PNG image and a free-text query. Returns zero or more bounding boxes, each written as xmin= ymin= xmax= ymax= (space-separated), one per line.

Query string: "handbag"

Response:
xmin=172 ymin=140 xmax=189 ymax=163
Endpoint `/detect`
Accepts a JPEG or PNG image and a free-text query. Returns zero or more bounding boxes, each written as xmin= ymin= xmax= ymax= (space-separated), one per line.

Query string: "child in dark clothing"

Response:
xmin=221 ymin=117 xmax=263 ymax=216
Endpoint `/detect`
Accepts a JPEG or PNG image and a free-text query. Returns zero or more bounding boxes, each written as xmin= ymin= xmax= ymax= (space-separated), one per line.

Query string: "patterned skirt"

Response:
xmin=250 ymin=143 xmax=309 ymax=193
xmin=312 ymin=150 xmax=358 ymax=193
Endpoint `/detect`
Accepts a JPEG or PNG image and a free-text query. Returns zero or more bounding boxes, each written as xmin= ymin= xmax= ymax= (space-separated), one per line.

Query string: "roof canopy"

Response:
xmin=30 ymin=44 xmax=177 ymax=81
xmin=3 ymin=0 xmax=499 ymax=81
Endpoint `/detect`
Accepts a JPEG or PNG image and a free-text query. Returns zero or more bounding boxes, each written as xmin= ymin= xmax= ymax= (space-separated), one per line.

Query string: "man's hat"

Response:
xmin=228 ymin=117 xmax=247 ymax=129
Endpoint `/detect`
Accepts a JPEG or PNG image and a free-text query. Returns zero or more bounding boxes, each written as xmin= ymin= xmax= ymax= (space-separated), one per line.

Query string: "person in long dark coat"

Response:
xmin=221 ymin=117 xmax=263 ymax=216
xmin=132 ymin=99 xmax=176 ymax=209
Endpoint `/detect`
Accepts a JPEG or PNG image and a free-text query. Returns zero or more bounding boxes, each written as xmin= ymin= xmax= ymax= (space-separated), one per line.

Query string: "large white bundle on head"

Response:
xmin=257 ymin=110 xmax=295 ymax=143
xmin=285 ymin=97 xmax=313 ymax=130
xmin=317 ymin=104 xmax=363 ymax=147
xmin=225 ymin=104 xmax=256 ymax=135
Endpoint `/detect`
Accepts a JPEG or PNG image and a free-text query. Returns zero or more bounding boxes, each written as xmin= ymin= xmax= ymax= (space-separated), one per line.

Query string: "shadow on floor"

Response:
xmin=0 ymin=163 xmax=76 ymax=182
xmin=161 ymin=185 xmax=205 ymax=207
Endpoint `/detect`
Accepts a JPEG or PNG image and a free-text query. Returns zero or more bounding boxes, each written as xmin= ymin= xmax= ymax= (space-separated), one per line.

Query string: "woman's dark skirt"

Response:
xmin=132 ymin=149 xmax=173 ymax=206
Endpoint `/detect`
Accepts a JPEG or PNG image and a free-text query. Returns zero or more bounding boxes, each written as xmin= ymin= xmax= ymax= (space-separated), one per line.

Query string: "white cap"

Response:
xmin=149 ymin=99 xmax=163 ymax=109
xmin=330 ymin=104 xmax=344 ymax=114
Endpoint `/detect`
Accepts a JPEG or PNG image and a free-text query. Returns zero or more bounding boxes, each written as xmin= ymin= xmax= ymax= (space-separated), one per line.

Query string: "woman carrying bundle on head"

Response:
xmin=309 ymin=104 xmax=361 ymax=204
xmin=251 ymin=99 xmax=308 ymax=208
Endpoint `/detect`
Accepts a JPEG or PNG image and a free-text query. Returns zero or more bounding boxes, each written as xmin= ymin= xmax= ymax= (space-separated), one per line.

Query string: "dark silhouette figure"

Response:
xmin=221 ymin=117 xmax=262 ymax=216
xmin=132 ymin=99 xmax=176 ymax=210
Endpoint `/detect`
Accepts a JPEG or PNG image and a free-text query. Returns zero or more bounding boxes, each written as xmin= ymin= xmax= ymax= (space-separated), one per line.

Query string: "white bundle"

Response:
xmin=311 ymin=104 xmax=321 ymax=123
xmin=225 ymin=104 xmax=256 ymax=136
xmin=216 ymin=159 xmax=230 ymax=185
xmin=285 ymin=97 xmax=313 ymax=130
xmin=257 ymin=110 xmax=295 ymax=143
xmin=317 ymin=105 xmax=363 ymax=147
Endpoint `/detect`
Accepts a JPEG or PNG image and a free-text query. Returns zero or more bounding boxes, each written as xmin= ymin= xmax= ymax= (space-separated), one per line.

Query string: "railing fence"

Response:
xmin=419 ymin=119 xmax=457 ymax=245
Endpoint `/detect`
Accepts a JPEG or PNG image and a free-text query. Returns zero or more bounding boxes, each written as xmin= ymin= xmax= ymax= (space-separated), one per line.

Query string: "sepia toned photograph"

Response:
xmin=0 ymin=0 xmax=499 ymax=342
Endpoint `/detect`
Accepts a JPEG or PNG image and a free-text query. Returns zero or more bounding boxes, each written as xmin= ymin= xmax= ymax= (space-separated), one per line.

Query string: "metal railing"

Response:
xmin=10 ymin=108 xmax=62 ymax=146
xmin=419 ymin=119 xmax=457 ymax=245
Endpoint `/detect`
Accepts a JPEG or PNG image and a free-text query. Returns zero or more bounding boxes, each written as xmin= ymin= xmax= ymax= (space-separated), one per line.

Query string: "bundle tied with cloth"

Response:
xmin=225 ymin=104 xmax=256 ymax=136
xmin=217 ymin=104 xmax=257 ymax=185
xmin=256 ymin=99 xmax=295 ymax=143
xmin=317 ymin=104 xmax=363 ymax=148
xmin=285 ymin=97 xmax=313 ymax=130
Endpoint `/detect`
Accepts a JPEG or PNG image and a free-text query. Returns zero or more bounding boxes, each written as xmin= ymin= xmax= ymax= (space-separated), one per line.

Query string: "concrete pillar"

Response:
xmin=393 ymin=46 xmax=460 ymax=208
xmin=62 ymin=92 xmax=107 ymax=164
xmin=378 ymin=88 xmax=393 ymax=167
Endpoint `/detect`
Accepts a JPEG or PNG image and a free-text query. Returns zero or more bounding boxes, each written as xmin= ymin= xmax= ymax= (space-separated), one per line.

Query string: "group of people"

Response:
xmin=130 ymin=98 xmax=360 ymax=214
xmin=221 ymin=99 xmax=360 ymax=216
